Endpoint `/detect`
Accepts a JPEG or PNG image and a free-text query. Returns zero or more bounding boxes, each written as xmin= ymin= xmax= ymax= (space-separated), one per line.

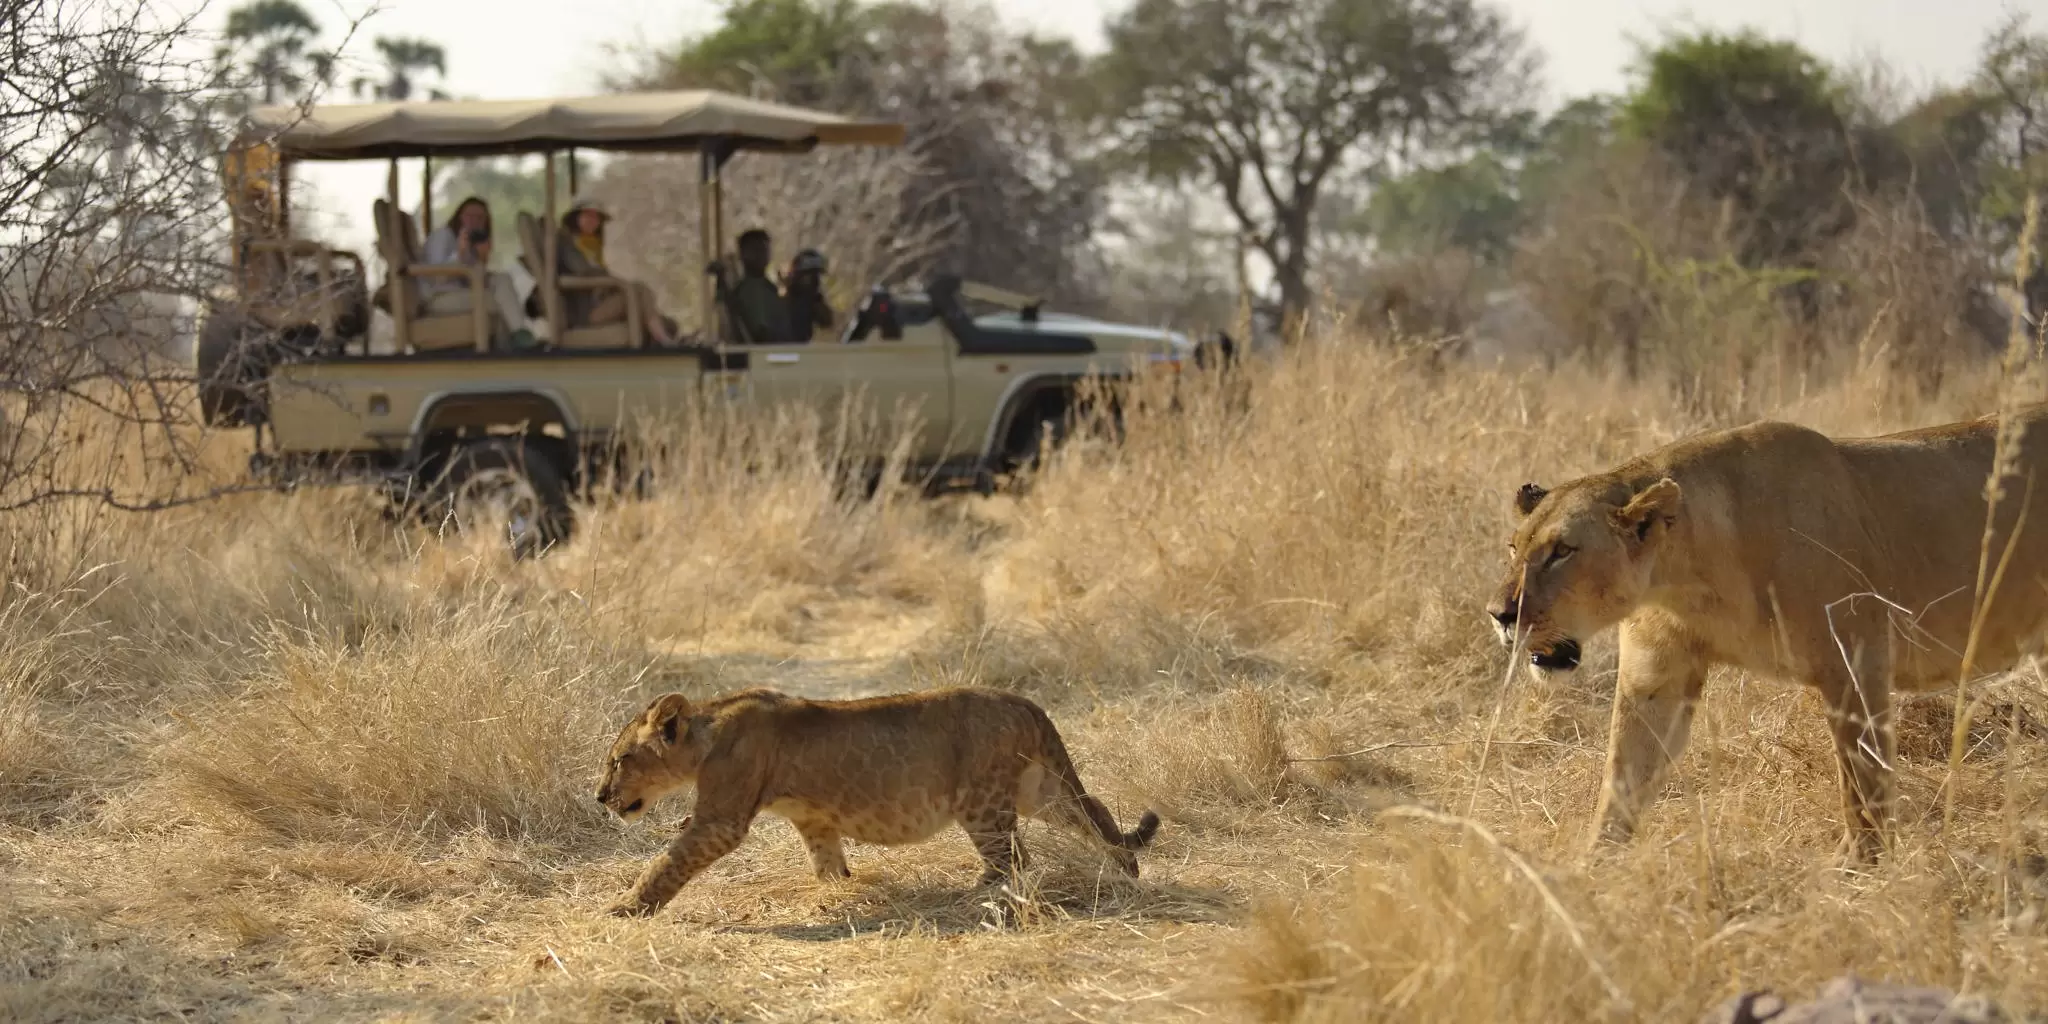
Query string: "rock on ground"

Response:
xmin=1701 ymin=975 xmax=2017 ymax=1024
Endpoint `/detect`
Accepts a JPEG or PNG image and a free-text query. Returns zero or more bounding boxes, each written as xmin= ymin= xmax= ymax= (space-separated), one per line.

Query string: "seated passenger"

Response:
xmin=420 ymin=196 xmax=535 ymax=349
xmin=782 ymin=248 xmax=835 ymax=343
xmin=727 ymin=228 xmax=791 ymax=344
xmin=556 ymin=197 xmax=679 ymax=347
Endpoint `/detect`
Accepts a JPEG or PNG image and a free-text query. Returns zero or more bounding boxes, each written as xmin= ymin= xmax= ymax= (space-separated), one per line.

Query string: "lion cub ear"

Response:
xmin=1611 ymin=478 xmax=1682 ymax=544
xmin=647 ymin=693 xmax=693 ymax=745
xmin=1513 ymin=483 xmax=1548 ymax=517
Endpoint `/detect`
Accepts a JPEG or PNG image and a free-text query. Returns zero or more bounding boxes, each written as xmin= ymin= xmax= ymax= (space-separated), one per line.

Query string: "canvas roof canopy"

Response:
xmin=243 ymin=89 xmax=907 ymax=161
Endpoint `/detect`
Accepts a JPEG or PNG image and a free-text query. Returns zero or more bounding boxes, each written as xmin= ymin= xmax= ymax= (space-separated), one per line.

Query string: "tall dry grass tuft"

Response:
xmin=144 ymin=592 xmax=643 ymax=845
xmin=546 ymin=397 xmax=975 ymax=649
xmin=1947 ymin=193 xmax=2048 ymax=837
xmin=982 ymin=338 xmax=1695 ymax=696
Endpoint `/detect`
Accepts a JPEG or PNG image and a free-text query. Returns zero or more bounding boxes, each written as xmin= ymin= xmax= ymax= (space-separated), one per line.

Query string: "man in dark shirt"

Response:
xmin=728 ymin=228 xmax=789 ymax=344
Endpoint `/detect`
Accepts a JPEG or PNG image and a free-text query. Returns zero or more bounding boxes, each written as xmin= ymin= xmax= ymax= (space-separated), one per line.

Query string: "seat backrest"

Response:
xmin=514 ymin=212 xmax=560 ymax=323
xmin=372 ymin=198 xmax=411 ymax=273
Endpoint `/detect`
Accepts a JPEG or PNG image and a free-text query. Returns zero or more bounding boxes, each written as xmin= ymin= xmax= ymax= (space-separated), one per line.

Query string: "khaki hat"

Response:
xmin=565 ymin=196 xmax=609 ymax=219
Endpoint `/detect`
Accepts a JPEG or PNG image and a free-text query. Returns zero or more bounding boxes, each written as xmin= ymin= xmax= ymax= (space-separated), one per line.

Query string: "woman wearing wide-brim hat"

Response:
xmin=554 ymin=196 xmax=679 ymax=346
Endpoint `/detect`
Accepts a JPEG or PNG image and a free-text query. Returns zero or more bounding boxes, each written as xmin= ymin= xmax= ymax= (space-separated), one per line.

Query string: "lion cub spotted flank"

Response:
xmin=595 ymin=686 xmax=1161 ymax=918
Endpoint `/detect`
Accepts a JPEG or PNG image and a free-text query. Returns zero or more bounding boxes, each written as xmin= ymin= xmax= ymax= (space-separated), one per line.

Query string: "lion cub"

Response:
xmin=595 ymin=686 xmax=1162 ymax=918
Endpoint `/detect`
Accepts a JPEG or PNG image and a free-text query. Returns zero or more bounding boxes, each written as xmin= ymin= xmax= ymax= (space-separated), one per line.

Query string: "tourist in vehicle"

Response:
xmin=556 ymin=196 xmax=679 ymax=347
xmin=782 ymin=248 xmax=835 ymax=343
xmin=725 ymin=227 xmax=791 ymax=344
xmin=420 ymin=196 xmax=535 ymax=349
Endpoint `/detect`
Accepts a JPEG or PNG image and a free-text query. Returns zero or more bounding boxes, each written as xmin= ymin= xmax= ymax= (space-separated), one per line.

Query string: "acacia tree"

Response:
xmin=1094 ymin=0 xmax=1537 ymax=336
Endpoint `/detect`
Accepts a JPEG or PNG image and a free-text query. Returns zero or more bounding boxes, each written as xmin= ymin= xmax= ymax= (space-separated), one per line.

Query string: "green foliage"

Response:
xmin=1617 ymin=30 xmax=1852 ymax=267
xmin=671 ymin=0 xmax=882 ymax=103
xmin=1619 ymin=30 xmax=1842 ymax=145
xmin=1361 ymin=153 xmax=1521 ymax=263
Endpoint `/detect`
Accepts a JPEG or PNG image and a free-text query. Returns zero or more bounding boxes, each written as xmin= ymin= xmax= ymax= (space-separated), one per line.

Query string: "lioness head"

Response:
xmin=1484 ymin=476 xmax=1683 ymax=673
xmin=595 ymin=693 xmax=706 ymax=822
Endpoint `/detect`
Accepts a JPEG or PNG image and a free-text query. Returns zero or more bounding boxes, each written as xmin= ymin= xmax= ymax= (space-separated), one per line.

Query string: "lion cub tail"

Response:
xmin=1030 ymin=704 xmax=1162 ymax=852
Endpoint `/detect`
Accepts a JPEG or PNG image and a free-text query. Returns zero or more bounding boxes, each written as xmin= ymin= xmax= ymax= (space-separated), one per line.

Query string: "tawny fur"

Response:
xmin=594 ymin=686 xmax=1162 ymax=918
xmin=1486 ymin=404 xmax=2048 ymax=864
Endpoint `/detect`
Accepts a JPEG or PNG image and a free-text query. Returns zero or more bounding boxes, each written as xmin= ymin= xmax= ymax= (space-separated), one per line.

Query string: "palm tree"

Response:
xmin=218 ymin=0 xmax=328 ymax=105
xmin=353 ymin=37 xmax=449 ymax=102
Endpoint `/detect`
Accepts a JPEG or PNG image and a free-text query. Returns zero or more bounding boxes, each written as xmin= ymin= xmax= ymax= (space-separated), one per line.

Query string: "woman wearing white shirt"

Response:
xmin=420 ymin=196 xmax=535 ymax=349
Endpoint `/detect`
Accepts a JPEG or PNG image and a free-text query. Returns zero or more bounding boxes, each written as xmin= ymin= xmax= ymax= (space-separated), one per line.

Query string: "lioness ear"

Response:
xmin=1514 ymin=483 xmax=1548 ymax=517
xmin=1612 ymin=478 xmax=1682 ymax=544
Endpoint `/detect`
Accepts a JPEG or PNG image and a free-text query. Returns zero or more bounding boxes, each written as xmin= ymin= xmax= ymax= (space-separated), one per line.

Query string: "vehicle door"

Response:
xmin=741 ymin=309 xmax=955 ymax=464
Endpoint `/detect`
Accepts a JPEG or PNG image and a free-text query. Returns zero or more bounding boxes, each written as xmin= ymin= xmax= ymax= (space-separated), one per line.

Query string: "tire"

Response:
xmin=422 ymin=438 xmax=575 ymax=559
xmin=1002 ymin=400 xmax=1069 ymax=476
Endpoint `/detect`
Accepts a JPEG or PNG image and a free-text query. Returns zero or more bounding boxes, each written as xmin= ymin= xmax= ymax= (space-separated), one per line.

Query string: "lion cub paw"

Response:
xmin=605 ymin=899 xmax=660 ymax=919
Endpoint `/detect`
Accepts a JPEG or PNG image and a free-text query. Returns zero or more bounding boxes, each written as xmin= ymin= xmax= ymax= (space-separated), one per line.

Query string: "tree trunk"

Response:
xmin=1274 ymin=214 xmax=1314 ymax=344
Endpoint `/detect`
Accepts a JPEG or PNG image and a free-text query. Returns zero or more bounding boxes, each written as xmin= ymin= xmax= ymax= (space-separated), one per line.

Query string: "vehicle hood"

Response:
xmin=972 ymin=310 xmax=1194 ymax=352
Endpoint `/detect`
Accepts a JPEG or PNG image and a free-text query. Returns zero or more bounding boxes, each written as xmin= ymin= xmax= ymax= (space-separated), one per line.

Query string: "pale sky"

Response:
xmin=166 ymin=0 xmax=2038 ymax=255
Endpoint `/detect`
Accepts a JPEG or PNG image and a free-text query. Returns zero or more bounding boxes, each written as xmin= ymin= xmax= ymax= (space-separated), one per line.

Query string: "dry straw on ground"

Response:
xmin=2 ymin=323 xmax=2046 ymax=1023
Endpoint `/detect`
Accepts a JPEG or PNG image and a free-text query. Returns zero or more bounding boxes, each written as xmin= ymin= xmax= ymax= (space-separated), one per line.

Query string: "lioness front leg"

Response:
xmin=608 ymin=815 xmax=750 ymax=918
xmin=1591 ymin=623 xmax=1707 ymax=848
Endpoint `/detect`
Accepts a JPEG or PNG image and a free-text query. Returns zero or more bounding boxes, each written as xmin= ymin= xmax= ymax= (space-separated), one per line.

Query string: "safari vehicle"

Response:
xmin=199 ymin=89 xmax=1226 ymax=555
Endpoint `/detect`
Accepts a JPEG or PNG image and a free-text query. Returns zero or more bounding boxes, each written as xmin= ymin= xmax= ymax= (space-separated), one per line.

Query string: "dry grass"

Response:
xmin=3 ymin=327 xmax=2047 ymax=1023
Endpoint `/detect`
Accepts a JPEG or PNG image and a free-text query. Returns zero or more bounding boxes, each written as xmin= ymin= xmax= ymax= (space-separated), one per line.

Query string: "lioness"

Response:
xmin=1487 ymin=405 xmax=2048 ymax=863
xmin=595 ymin=686 xmax=1162 ymax=918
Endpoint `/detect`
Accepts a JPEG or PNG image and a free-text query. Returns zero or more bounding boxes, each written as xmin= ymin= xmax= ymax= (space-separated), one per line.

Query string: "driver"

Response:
xmin=782 ymin=248 xmax=835 ymax=343
xmin=727 ymin=228 xmax=790 ymax=344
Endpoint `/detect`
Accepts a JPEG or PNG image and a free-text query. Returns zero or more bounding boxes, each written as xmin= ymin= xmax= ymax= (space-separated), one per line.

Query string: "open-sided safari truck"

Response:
xmin=201 ymin=88 xmax=1226 ymax=556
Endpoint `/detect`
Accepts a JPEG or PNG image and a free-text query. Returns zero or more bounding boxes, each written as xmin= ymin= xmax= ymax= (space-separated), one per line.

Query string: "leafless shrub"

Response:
xmin=594 ymin=140 xmax=953 ymax=328
xmin=0 ymin=0 xmax=358 ymax=511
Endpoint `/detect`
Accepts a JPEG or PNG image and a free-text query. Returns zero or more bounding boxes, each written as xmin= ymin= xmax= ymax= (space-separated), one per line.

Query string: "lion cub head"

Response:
xmin=1485 ymin=476 xmax=1683 ymax=673
xmin=596 ymin=693 xmax=707 ymax=822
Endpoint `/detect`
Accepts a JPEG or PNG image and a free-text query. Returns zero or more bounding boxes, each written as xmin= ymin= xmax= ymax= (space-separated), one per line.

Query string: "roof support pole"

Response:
xmin=421 ymin=155 xmax=433 ymax=227
xmin=385 ymin=157 xmax=411 ymax=352
xmin=543 ymin=151 xmax=563 ymax=347
xmin=699 ymin=143 xmax=717 ymax=343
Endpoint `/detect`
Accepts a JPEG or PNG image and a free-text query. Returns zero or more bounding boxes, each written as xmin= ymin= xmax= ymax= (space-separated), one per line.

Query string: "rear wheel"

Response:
xmin=421 ymin=438 xmax=575 ymax=559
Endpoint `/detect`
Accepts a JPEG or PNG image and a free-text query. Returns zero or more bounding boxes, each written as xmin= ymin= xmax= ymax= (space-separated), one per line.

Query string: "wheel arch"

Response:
xmin=981 ymin=371 xmax=1127 ymax=468
xmin=405 ymin=388 xmax=580 ymax=469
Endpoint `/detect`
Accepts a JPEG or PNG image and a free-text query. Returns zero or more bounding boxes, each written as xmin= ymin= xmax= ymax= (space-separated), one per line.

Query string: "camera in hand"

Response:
xmin=466 ymin=228 xmax=488 ymax=245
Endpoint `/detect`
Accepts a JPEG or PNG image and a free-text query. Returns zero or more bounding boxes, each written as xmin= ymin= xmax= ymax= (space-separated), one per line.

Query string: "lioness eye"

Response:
xmin=1544 ymin=544 xmax=1575 ymax=567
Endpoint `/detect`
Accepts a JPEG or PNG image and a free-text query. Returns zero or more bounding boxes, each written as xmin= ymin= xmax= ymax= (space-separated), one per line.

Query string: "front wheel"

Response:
xmin=421 ymin=438 xmax=576 ymax=559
